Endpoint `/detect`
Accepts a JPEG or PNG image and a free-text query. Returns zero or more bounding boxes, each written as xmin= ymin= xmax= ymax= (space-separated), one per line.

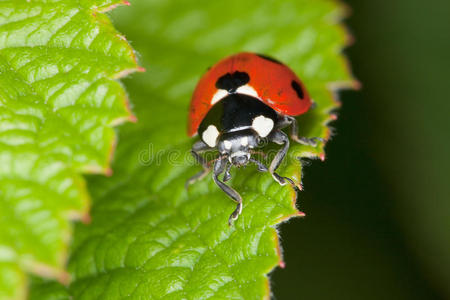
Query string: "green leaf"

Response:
xmin=35 ymin=0 xmax=357 ymax=298
xmin=0 ymin=0 xmax=139 ymax=298
xmin=28 ymin=276 xmax=70 ymax=300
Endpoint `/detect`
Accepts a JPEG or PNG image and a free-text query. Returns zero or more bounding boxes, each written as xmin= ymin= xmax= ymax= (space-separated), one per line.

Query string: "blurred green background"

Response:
xmin=272 ymin=0 xmax=450 ymax=299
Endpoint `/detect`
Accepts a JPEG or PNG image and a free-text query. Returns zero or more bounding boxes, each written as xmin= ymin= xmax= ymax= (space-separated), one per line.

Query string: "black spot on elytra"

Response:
xmin=215 ymin=71 xmax=250 ymax=93
xmin=256 ymin=54 xmax=283 ymax=65
xmin=291 ymin=80 xmax=304 ymax=99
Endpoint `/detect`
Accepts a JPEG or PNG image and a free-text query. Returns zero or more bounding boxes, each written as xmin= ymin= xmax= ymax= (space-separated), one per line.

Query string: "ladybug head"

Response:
xmin=217 ymin=129 xmax=260 ymax=167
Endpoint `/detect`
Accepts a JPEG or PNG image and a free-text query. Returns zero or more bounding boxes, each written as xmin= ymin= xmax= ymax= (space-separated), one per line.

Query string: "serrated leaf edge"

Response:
xmin=266 ymin=7 xmax=358 ymax=299
xmin=6 ymin=0 xmax=143 ymax=293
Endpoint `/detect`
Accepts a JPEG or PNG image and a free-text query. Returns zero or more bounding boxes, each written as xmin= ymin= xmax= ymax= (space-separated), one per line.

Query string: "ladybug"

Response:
xmin=187 ymin=52 xmax=318 ymax=225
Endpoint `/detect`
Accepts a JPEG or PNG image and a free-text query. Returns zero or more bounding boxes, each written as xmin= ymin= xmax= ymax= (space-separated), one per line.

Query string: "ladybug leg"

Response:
xmin=285 ymin=116 xmax=321 ymax=146
xmin=268 ymin=130 xmax=296 ymax=187
xmin=186 ymin=140 xmax=212 ymax=188
xmin=249 ymin=158 xmax=268 ymax=172
xmin=213 ymin=157 xmax=243 ymax=226
xmin=223 ymin=162 xmax=233 ymax=182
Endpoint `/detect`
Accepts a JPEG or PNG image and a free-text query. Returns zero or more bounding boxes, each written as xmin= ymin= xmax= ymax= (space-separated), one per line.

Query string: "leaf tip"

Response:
xmin=352 ymin=79 xmax=362 ymax=90
xmin=81 ymin=212 xmax=92 ymax=224
xmin=59 ymin=271 xmax=70 ymax=286
xmin=105 ymin=167 xmax=113 ymax=177
xmin=96 ymin=0 xmax=132 ymax=13
xmin=128 ymin=114 xmax=138 ymax=123
xmin=335 ymin=0 xmax=353 ymax=20
xmin=28 ymin=262 xmax=69 ymax=285
xmin=274 ymin=230 xmax=286 ymax=269
xmin=328 ymin=79 xmax=361 ymax=92
xmin=113 ymin=68 xmax=139 ymax=79
xmin=319 ymin=153 xmax=326 ymax=161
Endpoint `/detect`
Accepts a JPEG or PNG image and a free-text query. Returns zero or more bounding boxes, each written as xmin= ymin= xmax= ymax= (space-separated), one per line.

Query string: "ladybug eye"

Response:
xmin=291 ymin=80 xmax=304 ymax=99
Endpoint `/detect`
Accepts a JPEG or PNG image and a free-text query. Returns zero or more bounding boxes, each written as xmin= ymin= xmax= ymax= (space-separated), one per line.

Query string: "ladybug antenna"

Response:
xmin=207 ymin=154 xmax=229 ymax=166
xmin=249 ymin=149 xmax=267 ymax=158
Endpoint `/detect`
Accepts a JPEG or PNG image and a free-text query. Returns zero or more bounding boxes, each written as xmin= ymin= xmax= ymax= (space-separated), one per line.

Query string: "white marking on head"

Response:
xmin=230 ymin=151 xmax=248 ymax=158
xmin=223 ymin=140 xmax=232 ymax=150
xmin=241 ymin=136 xmax=248 ymax=146
xmin=252 ymin=115 xmax=274 ymax=137
xmin=236 ymin=84 xmax=259 ymax=98
xmin=202 ymin=125 xmax=219 ymax=147
xmin=211 ymin=89 xmax=229 ymax=105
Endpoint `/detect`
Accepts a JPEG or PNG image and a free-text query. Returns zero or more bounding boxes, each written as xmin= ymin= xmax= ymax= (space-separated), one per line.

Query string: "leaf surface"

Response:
xmin=0 ymin=0 xmax=139 ymax=298
xmin=35 ymin=0 xmax=356 ymax=299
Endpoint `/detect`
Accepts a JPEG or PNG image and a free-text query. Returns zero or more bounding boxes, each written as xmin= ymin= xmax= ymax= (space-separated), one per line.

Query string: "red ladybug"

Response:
xmin=187 ymin=52 xmax=318 ymax=225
